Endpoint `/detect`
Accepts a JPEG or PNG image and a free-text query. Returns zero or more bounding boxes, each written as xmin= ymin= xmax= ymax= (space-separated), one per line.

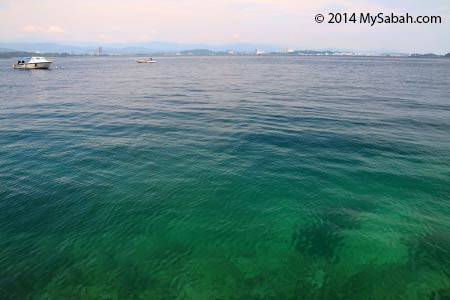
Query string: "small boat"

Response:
xmin=13 ymin=57 xmax=53 ymax=69
xmin=136 ymin=58 xmax=157 ymax=63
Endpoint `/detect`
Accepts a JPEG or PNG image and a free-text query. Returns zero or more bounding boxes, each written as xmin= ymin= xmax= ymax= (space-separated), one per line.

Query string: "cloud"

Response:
xmin=21 ymin=25 xmax=37 ymax=32
xmin=21 ymin=25 xmax=65 ymax=33
xmin=47 ymin=25 xmax=65 ymax=33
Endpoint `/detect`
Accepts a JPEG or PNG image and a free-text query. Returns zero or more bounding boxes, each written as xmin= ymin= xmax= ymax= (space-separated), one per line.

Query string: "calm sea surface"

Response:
xmin=1 ymin=56 xmax=450 ymax=300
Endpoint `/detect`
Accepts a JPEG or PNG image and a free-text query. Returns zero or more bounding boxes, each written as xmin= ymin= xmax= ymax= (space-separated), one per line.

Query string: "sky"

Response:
xmin=0 ymin=0 xmax=449 ymax=53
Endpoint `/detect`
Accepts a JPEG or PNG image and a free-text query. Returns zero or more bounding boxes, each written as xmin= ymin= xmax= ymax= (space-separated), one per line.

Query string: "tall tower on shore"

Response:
xmin=95 ymin=47 xmax=103 ymax=56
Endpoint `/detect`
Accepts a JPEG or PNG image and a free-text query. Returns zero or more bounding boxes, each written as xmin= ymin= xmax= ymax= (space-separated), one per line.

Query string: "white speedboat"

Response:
xmin=13 ymin=57 xmax=53 ymax=69
xmin=136 ymin=58 xmax=157 ymax=63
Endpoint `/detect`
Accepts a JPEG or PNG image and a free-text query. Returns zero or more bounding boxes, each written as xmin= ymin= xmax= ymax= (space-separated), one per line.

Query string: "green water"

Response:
xmin=1 ymin=56 xmax=450 ymax=299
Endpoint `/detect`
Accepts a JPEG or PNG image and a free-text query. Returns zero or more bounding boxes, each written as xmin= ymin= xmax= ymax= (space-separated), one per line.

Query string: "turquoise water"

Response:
xmin=1 ymin=56 xmax=450 ymax=300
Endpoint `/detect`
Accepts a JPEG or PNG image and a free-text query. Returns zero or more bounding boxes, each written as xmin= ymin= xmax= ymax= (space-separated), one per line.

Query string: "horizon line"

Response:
xmin=1 ymin=40 xmax=449 ymax=55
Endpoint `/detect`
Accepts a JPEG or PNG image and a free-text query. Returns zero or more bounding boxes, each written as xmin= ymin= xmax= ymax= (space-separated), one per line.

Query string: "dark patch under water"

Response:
xmin=291 ymin=206 xmax=366 ymax=259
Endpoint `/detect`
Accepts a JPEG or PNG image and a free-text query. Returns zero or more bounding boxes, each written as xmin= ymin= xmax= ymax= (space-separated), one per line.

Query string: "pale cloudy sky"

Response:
xmin=0 ymin=0 xmax=449 ymax=52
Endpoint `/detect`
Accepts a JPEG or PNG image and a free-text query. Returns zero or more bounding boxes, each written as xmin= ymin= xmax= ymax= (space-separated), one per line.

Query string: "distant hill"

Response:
xmin=179 ymin=49 xmax=216 ymax=55
xmin=0 ymin=42 xmax=93 ymax=54
xmin=0 ymin=48 xmax=19 ymax=52
xmin=0 ymin=51 xmax=75 ymax=58
xmin=0 ymin=41 xmax=447 ymax=58
xmin=0 ymin=41 xmax=279 ymax=55
xmin=410 ymin=53 xmax=442 ymax=58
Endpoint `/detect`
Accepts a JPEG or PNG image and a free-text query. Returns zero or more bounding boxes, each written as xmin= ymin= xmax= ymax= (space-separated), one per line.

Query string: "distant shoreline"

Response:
xmin=1 ymin=51 xmax=449 ymax=59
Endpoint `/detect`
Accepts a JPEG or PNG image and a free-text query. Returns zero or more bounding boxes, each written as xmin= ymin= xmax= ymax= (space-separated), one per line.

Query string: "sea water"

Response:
xmin=0 ymin=56 xmax=450 ymax=299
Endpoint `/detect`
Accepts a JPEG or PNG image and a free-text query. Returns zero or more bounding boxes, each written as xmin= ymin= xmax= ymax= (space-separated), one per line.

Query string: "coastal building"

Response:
xmin=95 ymin=47 xmax=103 ymax=56
xmin=255 ymin=49 xmax=265 ymax=55
xmin=332 ymin=52 xmax=355 ymax=56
